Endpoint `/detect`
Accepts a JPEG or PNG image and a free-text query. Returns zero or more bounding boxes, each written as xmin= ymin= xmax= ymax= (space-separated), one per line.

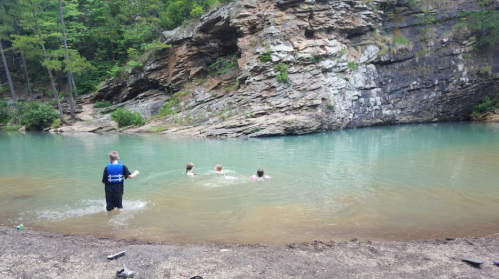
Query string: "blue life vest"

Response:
xmin=107 ymin=162 xmax=124 ymax=183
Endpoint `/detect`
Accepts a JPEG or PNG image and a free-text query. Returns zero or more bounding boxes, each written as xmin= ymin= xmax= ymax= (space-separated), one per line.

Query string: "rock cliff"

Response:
xmin=90 ymin=0 xmax=499 ymax=137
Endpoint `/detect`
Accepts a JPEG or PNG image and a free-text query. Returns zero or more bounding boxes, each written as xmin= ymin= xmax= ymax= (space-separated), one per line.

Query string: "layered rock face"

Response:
xmin=93 ymin=0 xmax=499 ymax=137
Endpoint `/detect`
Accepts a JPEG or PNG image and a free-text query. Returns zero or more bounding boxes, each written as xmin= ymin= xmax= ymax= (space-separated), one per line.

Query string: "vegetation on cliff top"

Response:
xmin=0 ymin=0 xmax=233 ymax=101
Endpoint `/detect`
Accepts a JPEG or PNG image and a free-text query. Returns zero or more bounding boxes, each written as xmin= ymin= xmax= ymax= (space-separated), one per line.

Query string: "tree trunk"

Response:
xmin=32 ymin=10 xmax=65 ymax=123
xmin=71 ymin=75 xmax=77 ymax=96
xmin=0 ymin=40 xmax=17 ymax=102
xmin=58 ymin=0 xmax=75 ymax=119
xmin=14 ymin=23 xmax=33 ymax=100
xmin=20 ymin=54 xmax=33 ymax=100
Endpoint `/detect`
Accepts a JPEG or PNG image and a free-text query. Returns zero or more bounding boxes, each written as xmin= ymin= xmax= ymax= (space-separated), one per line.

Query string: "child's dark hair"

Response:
xmin=186 ymin=162 xmax=194 ymax=173
xmin=257 ymin=168 xmax=264 ymax=177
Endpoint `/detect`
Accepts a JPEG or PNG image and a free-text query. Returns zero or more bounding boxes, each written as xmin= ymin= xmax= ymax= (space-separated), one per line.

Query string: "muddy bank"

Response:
xmin=1 ymin=225 xmax=499 ymax=278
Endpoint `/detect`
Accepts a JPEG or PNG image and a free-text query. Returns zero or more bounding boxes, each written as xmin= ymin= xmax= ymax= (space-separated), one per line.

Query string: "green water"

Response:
xmin=1 ymin=122 xmax=498 ymax=244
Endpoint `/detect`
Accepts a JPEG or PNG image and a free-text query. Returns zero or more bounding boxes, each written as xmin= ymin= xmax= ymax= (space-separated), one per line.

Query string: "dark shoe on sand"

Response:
xmin=462 ymin=258 xmax=483 ymax=267
xmin=108 ymin=251 xmax=126 ymax=260
xmin=116 ymin=268 xmax=135 ymax=278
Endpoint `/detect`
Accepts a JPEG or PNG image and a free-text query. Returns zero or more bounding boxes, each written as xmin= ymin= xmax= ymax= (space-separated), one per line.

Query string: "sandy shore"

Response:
xmin=1 ymin=225 xmax=499 ymax=278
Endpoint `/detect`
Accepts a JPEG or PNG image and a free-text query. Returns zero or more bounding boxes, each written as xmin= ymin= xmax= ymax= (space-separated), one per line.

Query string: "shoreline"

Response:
xmin=2 ymin=225 xmax=499 ymax=278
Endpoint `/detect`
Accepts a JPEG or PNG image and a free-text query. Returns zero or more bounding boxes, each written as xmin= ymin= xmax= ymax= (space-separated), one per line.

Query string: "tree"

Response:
xmin=23 ymin=0 xmax=65 ymax=122
xmin=59 ymin=0 xmax=76 ymax=119
xmin=5 ymin=0 xmax=34 ymax=100
xmin=10 ymin=35 xmax=42 ymax=100
xmin=0 ymin=41 xmax=16 ymax=101
xmin=0 ymin=3 xmax=17 ymax=101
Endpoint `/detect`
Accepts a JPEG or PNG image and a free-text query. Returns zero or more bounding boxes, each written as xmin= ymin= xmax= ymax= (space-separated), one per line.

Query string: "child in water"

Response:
xmin=214 ymin=164 xmax=225 ymax=175
xmin=186 ymin=162 xmax=195 ymax=176
xmin=102 ymin=151 xmax=139 ymax=212
xmin=251 ymin=168 xmax=270 ymax=181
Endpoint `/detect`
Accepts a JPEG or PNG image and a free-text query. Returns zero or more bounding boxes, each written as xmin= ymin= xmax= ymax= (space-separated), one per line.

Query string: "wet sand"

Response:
xmin=1 ymin=225 xmax=499 ymax=278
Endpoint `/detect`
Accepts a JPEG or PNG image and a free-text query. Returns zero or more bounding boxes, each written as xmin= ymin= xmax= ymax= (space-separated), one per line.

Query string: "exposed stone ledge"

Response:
xmin=87 ymin=0 xmax=499 ymax=138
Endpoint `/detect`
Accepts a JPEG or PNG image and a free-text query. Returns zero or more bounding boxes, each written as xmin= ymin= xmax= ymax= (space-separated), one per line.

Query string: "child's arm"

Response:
xmin=128 ymin=170 xmax=139 ymax=179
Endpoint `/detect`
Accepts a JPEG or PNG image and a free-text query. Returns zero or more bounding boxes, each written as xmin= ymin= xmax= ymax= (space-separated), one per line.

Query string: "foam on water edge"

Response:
xmin=36 ymin=199 xmax=147 ymax=221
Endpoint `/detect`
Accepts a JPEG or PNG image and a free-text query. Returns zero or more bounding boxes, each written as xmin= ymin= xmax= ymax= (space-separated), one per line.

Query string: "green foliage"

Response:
xmin=190 ymin=5 xmax=204 ymax=18
xmin=108 ymin=64 xmax=126 ymax=77
xmin=126 ymin=61 xmax=144 ymax=68
xmin=223 ymin=80 xmax=238 ymax=93
xmin=250 ymin=127 xmax=262 ymax=133
xmin=159 ymin=0 xmax=226 ymax=30
xmin=94 ymin=100 xmax=113 ymax=108
xmin=274 ymin=63 xmax=290 ymax=84
xmin=208 ymin=54 xmax=239 ymax=75
xmin=110 ymin=108 xmax=145 ymax=128
xmin=0 ymin=100 xmax=9 ymax=124
xmin=51 ymin=118 xmax=61 ymax=129
xmin=479 ymin=65 xmax=492 ymax=75
xmin=415 ymin=48 xmax=434 ymax=56
xmin=258 ymin=49 xmax=272 ymax=63
xmin=458 ymin=7 xmax=499 ymax=46
xmin=347 ymin=61 xmax=357 ymax=70
xmin=415 ymin=9 xmax=436 ymax=25
xmin=146 ymin=126 xmax=168 ymax=133
xmin=393 ymin=37 xmax=410 ymax=45
xmin=249 ymin=39 xmax=260 ymax=48
xmin=1 ymin=0 xmax=232 ymax=95
xmin=48 ymin=99 xmax=58 ymax=107
xmin=127 ymin=48 xmax=140 ymax=59
xmin=453 ymin=20 xmax=468 ymax=30
xmin=74 ymin=61 xmax=111 ymax=95
xmin=408 ymin=0 xmax=418 ymax=7
xmin=477 ymin=0 xmax=495 ymax=6
xmin=160 ymin=95 xmax=180 ymax=116
xmin=13 ymin=102 xmax=58 ymax=129
xmin=2 ymin=125 xmax=22 ymax=131
xmin=141 ymin=41 xmax=172 ymax=52
xmin=473 ymin=95 xmax=499 ymax=114
xmin=310 ymin=54 xmax=324 ymax=64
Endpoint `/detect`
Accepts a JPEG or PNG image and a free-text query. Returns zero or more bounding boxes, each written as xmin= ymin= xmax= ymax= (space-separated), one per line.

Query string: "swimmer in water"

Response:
xmin=251 ymin=168 xmax=270 ymax=181
xmin=214 ymin=164 xmax=225 ymax=175
xmin=186 ymin=162 xmax=195 ymax=176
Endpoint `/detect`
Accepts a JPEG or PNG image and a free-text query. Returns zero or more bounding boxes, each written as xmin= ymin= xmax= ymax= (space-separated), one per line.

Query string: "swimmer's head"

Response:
xmin=186 ymin=162 xmax=194 ymax=172
xmin=257 ymin=168 xmax=264 ymax=177
xmin=215 ymin=164 xmax=223 ymax=171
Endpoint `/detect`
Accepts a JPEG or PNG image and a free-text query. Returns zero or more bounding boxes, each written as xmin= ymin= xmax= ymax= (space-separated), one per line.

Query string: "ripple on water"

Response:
xmin=108 ymin=200 xmax=147 ymax=228
xmin=36 ymin=199 xmax=147 ymax=221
